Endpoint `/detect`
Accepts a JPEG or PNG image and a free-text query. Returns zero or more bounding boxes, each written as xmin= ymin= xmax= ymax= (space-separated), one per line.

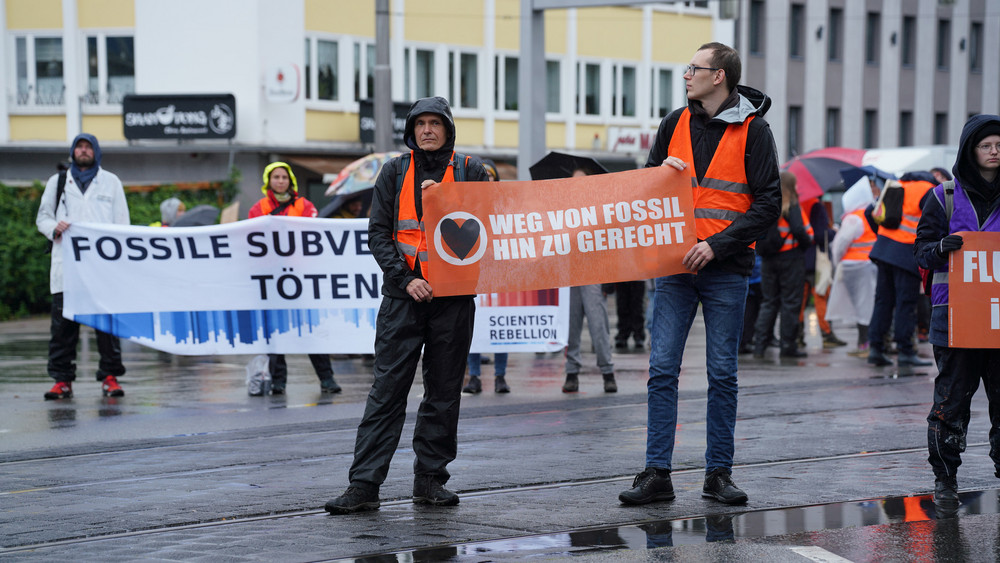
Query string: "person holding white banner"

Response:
xmin=36 ymin=133 xmax=130 ymax=400
xmin=325 ymin=97 xmax=490 ymax=514
xmin=247 ymin=161 xmax=341 ymax=395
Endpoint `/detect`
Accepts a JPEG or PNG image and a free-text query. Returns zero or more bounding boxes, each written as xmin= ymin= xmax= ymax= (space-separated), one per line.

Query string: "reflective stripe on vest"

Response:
xmin=777 ymin=206 xmax=813 ymax=253
xmin=395 ymin=151 xmax=459 ymax=275
xmin=259 ymin=196 xmax=309 ymax=217
xmin=842 ymin=208 xmax=877 ymax=261
xmin=881 ymin=180 xmax=934 ymax=244
xmin=667 ymin=109 xmax=755 ymax=246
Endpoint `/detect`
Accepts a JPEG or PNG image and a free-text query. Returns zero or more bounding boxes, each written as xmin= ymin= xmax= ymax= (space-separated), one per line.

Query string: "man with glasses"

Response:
xmin=619 ymin=43 xmax=780 ymax=506
xmin=915 ymin=114 xmax=1000 ymax=515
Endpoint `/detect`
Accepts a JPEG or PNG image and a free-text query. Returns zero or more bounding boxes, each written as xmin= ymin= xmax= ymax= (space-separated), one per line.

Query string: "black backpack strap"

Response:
xmin=269 ymin=196 xmax=296 ymax=216
xmin=45 ymin=171 xmax=68 ymax=253
xmin=54 ymin=171 xmax=67 ymax=215
xmin=450 ymin=152 xmax=469 ymax=182
xmin=942 ymin=180 xmax=955 ymax=222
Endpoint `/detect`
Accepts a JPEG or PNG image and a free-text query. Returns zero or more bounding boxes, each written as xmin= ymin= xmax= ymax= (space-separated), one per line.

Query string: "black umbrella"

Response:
xmin=319 ymin=188 xmax=373 ymax=218
xmin=529 ymin=151 xmax=609 ymax=180
xmin=171 ymin=205 xmax=220 ymax=227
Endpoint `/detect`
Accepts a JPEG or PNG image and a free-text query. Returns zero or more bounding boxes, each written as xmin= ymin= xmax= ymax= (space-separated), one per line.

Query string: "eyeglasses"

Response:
xmin=975 ymin=143 xmax=1000 ymax=153
xmin=685 ymin=64 xmax=720 ymax=75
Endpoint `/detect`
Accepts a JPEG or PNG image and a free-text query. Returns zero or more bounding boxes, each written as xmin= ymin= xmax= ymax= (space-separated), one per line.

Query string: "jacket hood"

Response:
xmin=261 ymin=161 xmax=299 ymax=194
xmin=953 ymin=114 xmax=1000 ymax=198
xmin=403 ymin=97 xmax=456 ymax=152
xmin=70 ymin=133 xmax=102 ymax=167
xmin=715 ymin=85 xmax=771 ymax=125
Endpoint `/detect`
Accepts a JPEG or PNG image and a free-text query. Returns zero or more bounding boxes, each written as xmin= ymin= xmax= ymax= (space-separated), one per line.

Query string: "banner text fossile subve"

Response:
xmin=487 ymin=196 xmax=687 ymax=260
xmin=65 ymin=227 xmax=377 ymax=302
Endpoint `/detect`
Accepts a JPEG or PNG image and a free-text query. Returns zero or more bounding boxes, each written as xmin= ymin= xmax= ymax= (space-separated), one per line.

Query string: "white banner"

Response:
xmin=61 ymin=216 xmax=568 ymax=355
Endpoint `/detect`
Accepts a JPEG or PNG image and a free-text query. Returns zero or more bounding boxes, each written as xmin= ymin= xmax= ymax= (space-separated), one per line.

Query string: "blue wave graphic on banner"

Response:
xmin=75 ymin=308 xmax=377 ymax=348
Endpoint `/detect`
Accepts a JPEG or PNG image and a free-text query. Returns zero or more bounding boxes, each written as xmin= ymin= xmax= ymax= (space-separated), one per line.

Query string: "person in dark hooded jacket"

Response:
xmin=36 ymin=133 xmax=130 ymax=400
xmin=914 ymin=114 xmax=1000 ymax=514
xmin=620 ymin=42 xmax=780 ymax=508
xmin=325 ymin=97 xmax=489 ymax=514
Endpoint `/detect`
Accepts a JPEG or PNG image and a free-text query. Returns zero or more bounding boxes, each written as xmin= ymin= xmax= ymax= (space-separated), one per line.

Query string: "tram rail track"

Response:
xmin=4 ymin=442 xmax=988 ymax=555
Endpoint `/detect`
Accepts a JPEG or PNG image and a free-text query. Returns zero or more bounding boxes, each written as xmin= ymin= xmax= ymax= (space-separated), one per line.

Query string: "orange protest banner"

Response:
xmin=948 ymin=231 xmax=1000 ymax=348
xmin=421 ymin=167 xmax=696 ymax=296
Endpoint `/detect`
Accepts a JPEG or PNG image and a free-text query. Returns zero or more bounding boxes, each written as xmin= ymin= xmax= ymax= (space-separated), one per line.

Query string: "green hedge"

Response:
xmin=0 ymin=167 xmax=240 ymax=321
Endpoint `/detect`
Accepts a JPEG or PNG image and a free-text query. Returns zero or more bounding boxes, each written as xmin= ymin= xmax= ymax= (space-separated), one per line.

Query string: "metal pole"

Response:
xmin=517 ymin=0 xmax=546 ymax=179
xmin=374 ymin=0 xmax=394 ymax=152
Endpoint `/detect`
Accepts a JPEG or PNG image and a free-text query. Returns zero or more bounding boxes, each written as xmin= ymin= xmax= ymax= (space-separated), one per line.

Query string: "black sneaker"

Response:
xmin=780 ymin=348 xmax=807 ymax=358
xmin=867 ymin=350 xmax=893 ymax=366
xmin=702 ymin=468 xmax=748 ymax=504
xmin=619 ymin=468 xmax=675 ymax=505
xmin=898 ymin=353 xmax=933 ymax=367
xmin=463 ymin=376 xmax=482 ymax=394
xmin=562 ymin=374 xmax=579 ymax=393
xmin=320 ymin=378 xmax=342 ymax=394
xmin=933 ymin=475 xmax=959 ymax=513
xmin=413 ymin=475 xmax=459 ymax=506
xmin=603 ymin=373 xmax=617 ymax=393
xmin=494 ymin=376 xmax=510 ymax=394
xmin=325 ymin=486 xmax=380 ymax=514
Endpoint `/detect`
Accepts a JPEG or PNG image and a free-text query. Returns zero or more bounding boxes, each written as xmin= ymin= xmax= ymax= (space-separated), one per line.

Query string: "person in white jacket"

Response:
xmin=826 ymin=175 xmax=881 ymax=355
xmin=35 ymin=133 xmax=130 ymax=400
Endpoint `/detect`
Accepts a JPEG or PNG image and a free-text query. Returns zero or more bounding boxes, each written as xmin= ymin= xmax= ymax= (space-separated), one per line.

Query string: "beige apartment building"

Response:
xmin=1 ymin=0 xmax=718 ymax=212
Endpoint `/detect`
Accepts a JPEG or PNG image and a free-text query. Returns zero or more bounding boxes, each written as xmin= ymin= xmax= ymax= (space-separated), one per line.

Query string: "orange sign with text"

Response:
xmin=948 ymin=231 xmax=1000 ymax=348
xmin=421 ymin=167 xmax=697 ymax=296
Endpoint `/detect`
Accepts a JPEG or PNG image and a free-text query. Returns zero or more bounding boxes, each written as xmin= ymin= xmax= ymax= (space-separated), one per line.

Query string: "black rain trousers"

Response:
xmin=348 ymin=295 xmax=474 ymax=489
xmin=927 ymin=346 xmax=1000 ymax=479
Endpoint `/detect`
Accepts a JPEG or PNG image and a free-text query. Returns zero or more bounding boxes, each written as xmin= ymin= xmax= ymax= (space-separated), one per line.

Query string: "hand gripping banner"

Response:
xmin=421 ymin=167 xmax=697 ymax=297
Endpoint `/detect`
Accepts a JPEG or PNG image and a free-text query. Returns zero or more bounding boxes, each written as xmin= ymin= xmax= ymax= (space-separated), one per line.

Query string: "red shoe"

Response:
xmin=44 ymin=381 xmax=73 ymax=400
xmin=102 ymin=375 xmax=125 ymax=397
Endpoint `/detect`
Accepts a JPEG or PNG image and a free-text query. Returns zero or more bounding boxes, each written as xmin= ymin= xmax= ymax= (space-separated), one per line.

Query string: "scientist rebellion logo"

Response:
xmin=434 ymin=212 xmax=486 ymax=266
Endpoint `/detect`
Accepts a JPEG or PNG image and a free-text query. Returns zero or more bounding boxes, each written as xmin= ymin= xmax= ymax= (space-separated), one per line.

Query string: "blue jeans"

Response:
xmin=646 ymin=270 xmax=748 ymax=473
xmin=468 ymin=353 xmax=507 ymax=376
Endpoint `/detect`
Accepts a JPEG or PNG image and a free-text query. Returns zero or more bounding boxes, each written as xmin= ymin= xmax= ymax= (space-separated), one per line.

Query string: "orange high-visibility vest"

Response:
xmin=842 ymin=208 xmax=877 ymax=261
xmin=667 ymin=109 xmax=755 ymax=246
xmin=257 ymin=196 xmax=310 ymax=217
xmin=777 ymin=206 xmax=813 ymax=253
xmin=394 ymin=151 xmax=465 ymax=275
xmin=880 ymin=180 xmax=935 ymax=245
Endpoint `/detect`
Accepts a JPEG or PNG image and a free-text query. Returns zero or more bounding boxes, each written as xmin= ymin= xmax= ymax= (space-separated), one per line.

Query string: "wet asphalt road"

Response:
xmin=2 ymin=305 xmax=1000 ymax=562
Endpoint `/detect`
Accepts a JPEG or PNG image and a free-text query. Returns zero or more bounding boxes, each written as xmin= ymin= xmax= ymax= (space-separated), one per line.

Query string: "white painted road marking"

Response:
xmin=789 ymin=546 xmax=856 ymax=562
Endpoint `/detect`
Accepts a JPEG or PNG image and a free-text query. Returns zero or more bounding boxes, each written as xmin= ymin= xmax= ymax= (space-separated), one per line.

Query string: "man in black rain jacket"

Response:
xmin=325 ymin=97 xmax=489 ymax=514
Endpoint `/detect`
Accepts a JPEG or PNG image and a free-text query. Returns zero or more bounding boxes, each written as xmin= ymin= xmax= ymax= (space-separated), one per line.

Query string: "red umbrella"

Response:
xmin=781 ymin=147 xmax=866 ymax=200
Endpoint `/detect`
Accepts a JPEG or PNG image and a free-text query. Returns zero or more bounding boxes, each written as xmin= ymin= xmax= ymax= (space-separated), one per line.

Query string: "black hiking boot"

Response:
xmin=413 ymin=475 xmax=459 ymax=506
xmin=702 ymin=468 xmax=748 ymax=505
xmin=933 ymin=475 xmax=959 ymax=514
xmin=325 ymin=485 xmax=380 ymax=514
xmin=619 ymin=468 xmax=675 ymax=505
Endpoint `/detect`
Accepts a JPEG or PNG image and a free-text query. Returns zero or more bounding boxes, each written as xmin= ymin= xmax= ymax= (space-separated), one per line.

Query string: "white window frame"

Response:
xmin=447 ymin=47 xmax=480 ymax=114
xmin=9 ymin=32 xmax=65 ymax=113
xmin=304 ymin=33 xmax=348 ymax=110
xmin=649 ymin=64 xmax=679 ymax=120
xmin=610 ymin=61 xmax=637 ymax=120
xmin=494 ymin=51 xmax=518 ymax=116
xmin=402 ymin=44 xmax=440 ymax=104
xmin=545 ymin=58 xmax=564 ymax=118
xmin=575 ymin=58 xmax=604 ymax=121
xmin=352 ymin=38 xmax=375 ymax=106
xmin=81 ymin=30 xmax=135 ymax=114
